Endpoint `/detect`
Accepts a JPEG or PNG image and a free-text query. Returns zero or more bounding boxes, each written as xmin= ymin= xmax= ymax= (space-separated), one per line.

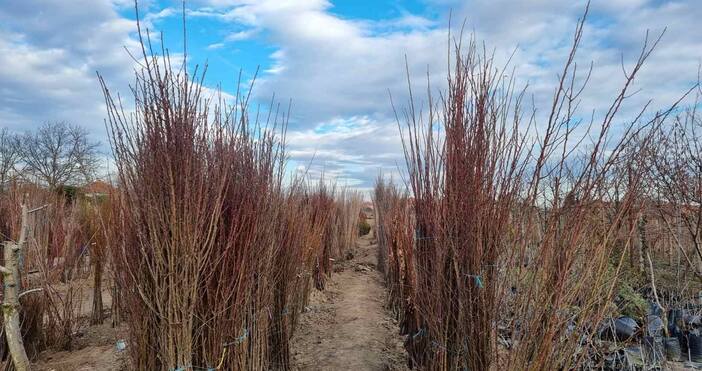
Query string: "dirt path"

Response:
xmin=291 ymin=219 xmax=408 ymax=370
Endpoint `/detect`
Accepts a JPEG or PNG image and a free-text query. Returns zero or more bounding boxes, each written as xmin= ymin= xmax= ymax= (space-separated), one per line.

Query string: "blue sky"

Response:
xmin=125 ymin=0 xmax=435 ymax=93
xmin=1 ymin=0 xmax=701 ymax=189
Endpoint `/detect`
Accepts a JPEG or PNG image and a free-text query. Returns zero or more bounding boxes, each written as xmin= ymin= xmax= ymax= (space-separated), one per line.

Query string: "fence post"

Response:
xmin=2 ymin=240 xmax=30 ymax=371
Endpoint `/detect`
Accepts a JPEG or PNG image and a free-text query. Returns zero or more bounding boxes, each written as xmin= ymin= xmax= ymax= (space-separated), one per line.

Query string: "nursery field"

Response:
xmin=1 ymin=1 xmax=702 ymax=371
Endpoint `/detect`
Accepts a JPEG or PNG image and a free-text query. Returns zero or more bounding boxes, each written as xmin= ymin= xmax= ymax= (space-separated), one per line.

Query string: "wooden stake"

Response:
xmin=1 ymin=200 xmax=32 ymax=371
xmin=2 ymin=241 xmax=30 ymax=371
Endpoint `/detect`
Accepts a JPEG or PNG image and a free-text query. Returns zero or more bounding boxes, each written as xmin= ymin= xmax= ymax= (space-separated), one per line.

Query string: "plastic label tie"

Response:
xmin=412 ymin=328 xmax=426 ymax=339
xmin=466 ymin=274 xmax=484 ymax=289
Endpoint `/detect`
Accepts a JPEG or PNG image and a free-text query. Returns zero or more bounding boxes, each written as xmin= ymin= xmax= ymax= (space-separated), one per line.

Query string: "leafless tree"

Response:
xmin=19 ymin=121 xmax=100 ymax=189
xmin=0 ymin=128 xmax=21 ymax=187
xmin=649 ymin=84 xmax=702 ymax=277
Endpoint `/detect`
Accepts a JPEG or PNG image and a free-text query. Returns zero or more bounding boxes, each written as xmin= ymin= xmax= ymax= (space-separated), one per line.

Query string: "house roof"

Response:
xmin=82 ymin=180 xmax=115 ymax=195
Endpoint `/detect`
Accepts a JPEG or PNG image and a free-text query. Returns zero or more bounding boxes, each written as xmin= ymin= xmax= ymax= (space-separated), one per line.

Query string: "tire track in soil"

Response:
xmin=291 ymin=219 xmax=408 ymax=371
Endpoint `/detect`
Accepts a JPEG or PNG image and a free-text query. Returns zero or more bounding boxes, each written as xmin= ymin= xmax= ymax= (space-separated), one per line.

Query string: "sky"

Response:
xmin=0 ymin=0 xmax=701 ymax=190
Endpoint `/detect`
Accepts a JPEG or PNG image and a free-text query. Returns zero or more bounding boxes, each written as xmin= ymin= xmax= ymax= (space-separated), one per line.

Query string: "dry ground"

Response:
xmin=31 ymin=281 xmax=128 ymax=371
xmin=291 ymin=219 xmax=409 ymax=370
xmin=33 ymin=321 xmax=128 ymax=371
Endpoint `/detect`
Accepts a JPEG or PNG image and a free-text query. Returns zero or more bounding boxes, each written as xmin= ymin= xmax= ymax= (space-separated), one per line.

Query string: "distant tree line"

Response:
xmin=0 ymin=121 xmax=100 ymax=190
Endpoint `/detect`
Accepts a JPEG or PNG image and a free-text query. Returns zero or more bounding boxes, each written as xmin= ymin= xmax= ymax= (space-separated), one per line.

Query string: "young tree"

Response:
xmin=650 ymin=90 xmax=702 ymax=277
xmin=19 ymin=121 xmax=100 ymax=189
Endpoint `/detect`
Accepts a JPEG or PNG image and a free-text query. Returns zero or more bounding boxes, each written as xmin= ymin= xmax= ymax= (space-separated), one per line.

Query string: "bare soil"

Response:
xmin=31 ymin=278 xmax=128 ymax=371
xmin=33 ymin=321 xmax=128 ymax=371
xmin=291 ymin=221 xmax=409 ymax=370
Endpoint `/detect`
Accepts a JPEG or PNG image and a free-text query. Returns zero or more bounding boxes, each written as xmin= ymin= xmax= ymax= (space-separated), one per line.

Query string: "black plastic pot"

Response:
xmin=645 ymin=315 xmax=664 ymax=337
xmin=678 ymin=332 xmax=690 ymax=359
xmin=684 ymin=314 xmax=702 ymax=327
xmin=648 ymin=301 xmax=663 ymax=316
xmin=622 ymin=345 xmax=645 ymax=369
xmin=669 ymin=308 xmax=685 ymax=327
xmin=669 ymin=309 xmax=686 ymax=338
xmin=663 ymin=336 xmax=682 ymax=361
xmin=642 ymin=336 xmax=665 ymax=365
xmin=689 ymin=333 xmax=702 ymax=362
xmin=614 ymin=316 xmax=639 ymax=341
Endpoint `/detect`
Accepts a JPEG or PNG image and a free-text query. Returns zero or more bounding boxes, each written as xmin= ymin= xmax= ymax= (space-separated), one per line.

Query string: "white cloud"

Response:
xmin=224 ymin=29 xmax=258 ymax=41
xmin=193 ymin=0 xmax=701 ymax=187
xmin=1 ymin=0 xmax=701 ymax=189
xmin=284 ymin=115 xmax=406 ymax=189
xmin=207 ymin=42 xmax=226 ymax=50
xmin=144 ymin=7 xmax=176 ymax=25
xmin=0 ymin=0 xmax=139 ymax=142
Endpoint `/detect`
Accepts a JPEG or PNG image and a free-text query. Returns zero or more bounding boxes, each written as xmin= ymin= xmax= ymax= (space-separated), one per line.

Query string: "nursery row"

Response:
xmin=374 ymin=9 xmax=702 ymax=370
xmin=0 ymin=32 xmax=365 ymax=371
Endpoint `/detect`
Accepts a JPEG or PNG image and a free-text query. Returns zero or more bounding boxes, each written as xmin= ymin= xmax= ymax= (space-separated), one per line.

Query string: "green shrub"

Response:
xmin=358 ymin=218 xmax=370 ymax=236
xmin=617 ymin=282 xmax=648 ymax=319
xmin=58 ymin=185 xmax=79 ymax=203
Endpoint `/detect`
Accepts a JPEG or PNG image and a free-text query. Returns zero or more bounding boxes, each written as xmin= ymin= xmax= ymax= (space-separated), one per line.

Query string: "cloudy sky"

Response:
xmin=1 ymin=0 xmax=700 ymax=189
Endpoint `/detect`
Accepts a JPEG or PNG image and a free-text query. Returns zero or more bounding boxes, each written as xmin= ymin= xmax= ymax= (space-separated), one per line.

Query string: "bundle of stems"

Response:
xmin=99 ymin=19 xmax=285 ymax=366
xmin=373 ymin=177 xmax=413 ymax=322
xmin=99 ymin=17 xmax=366 ymax=369
xmin=332 ymin=188 xmax=364 ymax=259
xmin=390 ymin=3 xmax=690 ymax=369
xmin=309 ymin=181 xmax=336 ymax=291
xmin=397 ymin=35 xmax=528 ymax=369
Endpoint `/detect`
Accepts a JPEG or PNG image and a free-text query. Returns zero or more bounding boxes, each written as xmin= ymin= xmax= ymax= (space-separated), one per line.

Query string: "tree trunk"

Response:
xmin=91 ymin=256 xmax=103 ymax=325
xmin=637 ymin=214 xmax=648 ymax=273
xmin=111 ymin=284 xmax=121 ymax=327
xmin=2 ymin=241 xmax=30 ymax=371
